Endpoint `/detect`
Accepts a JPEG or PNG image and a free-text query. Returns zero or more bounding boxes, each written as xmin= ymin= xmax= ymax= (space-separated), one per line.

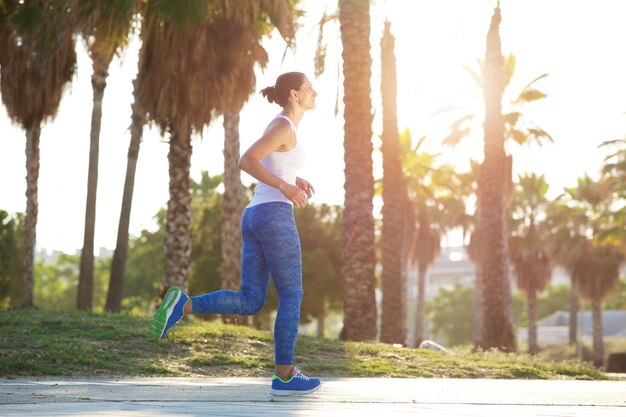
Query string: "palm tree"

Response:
xmin=600 ymin=137 xmax=626 ymax=199
xmin=0 ymin=0 xmax=76 ymax=307
xmin=220 ymin=110 xmax=245 ymax=325
xmin=576 ymin=242 xmax=623 ymax=367
xmin=549 ymin=175 xmax=622 ymax=367
xmin=476 ymin=3 xmax=516 ymax=351
xmin=546 ymin=196 xmax=587 ymax=345
xmin=411 ymin=207 xmax=440 ymax=346
xmin=379 ymin=21 xmax=407 ymax=345
xmin=508 ymin=173 xmax=552 ymax=354
xmin=449 ymin=160 xmax=483 ymax=346
xmin=440 ymin=4 xmax=551 ymax=351
xmin=106 ymin=73 xmax=145 ymax=312
xmin=73 ymin=0 xmax=138 ymax=310
xmin=137 ymin=1 xmax=297 ymax=290
xmin=600 ymin=137 xmax=626 ymax=243
xmin=397 ymin=131 xmax=467 ymax=346
xmin=338 ymin=0 xmax=377 ymax=341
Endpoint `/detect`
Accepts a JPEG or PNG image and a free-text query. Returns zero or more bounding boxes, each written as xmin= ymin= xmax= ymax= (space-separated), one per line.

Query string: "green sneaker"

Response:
xmin=151 ymin=286 xmax=189 ymax=339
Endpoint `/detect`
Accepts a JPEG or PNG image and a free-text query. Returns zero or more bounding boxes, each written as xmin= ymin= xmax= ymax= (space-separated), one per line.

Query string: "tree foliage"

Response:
xmin=428 ymin=283 xmax=475 ymax=346
xmin=296 ymin=204 xmax=343 ymax=329
xmin=31 ymin=253 xmax=109 ymax=311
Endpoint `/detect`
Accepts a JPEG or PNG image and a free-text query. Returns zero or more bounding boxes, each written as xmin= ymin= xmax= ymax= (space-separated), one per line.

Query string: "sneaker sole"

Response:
xmin=151 ymin=289 xmax=182 ymax=339
xmin=270 ymin=384 xmax=321 ymax=396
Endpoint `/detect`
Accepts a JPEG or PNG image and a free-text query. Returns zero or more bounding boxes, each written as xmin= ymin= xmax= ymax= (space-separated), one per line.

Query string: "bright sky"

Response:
xmin=1 ymin=0 xmax=625 ymax=254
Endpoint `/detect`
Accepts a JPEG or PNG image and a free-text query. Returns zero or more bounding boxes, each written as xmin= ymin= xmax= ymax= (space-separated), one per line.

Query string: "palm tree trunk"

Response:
xmin=316 ymin=304 xmax=325 ymax=338
xmin=591 ymin=297 xmax=604 ymax=368
xmin=415 ymin=264 xmax=427 ymax=346
xmin=339 ymin=0 xmax=377 ymax=342
xmin=472 ymin=269 xmax=483 ymax=347
xmin=78 ymin=47 xmax=111 ymax=311
xmin=568 ymin=281 xmax=578 ymax=345
xmin=477 ymin=4 xmax=516 ymax=352
xmin=380 ymin=21 xmax=406 ymax=346
xmin=528 ymin=284 xmax=538 ymax=355
xmin=469 ymin=231 xmax=483 ymax=347
xmin=164 ymin=124 xmax=193 ymax=290
xmin=22 ymin=125 xmax=41 ymax=308
xmin=221 ymin=111 xmax=244 ymax=325
xmin=106 ymin=76 xmax=145 ymax=312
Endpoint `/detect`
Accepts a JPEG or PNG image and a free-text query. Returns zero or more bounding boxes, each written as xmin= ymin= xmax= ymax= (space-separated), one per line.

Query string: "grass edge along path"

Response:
xmin=0 ymin=309 xmax=607 ymax=380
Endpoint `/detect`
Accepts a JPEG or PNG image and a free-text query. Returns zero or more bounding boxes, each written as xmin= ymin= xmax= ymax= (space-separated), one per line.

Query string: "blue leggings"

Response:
xmin=191 ymin=202 xmax=303 ymax=365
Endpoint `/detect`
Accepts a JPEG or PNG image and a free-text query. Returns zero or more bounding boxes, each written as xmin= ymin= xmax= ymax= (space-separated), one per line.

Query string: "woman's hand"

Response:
xmin=296 ymin=177 xmax=315 ymax=199
xmin=279 ymin=182 xmax=309 ymax=208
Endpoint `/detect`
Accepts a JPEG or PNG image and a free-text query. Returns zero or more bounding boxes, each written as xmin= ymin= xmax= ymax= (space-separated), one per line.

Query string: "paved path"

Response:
xmin=1 ymin=377 xmax=625 ymax=416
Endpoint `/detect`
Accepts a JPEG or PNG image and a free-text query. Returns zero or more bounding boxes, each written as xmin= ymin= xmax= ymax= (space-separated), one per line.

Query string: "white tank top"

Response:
xmin=247 ymin=115 xmax=306 ymax=208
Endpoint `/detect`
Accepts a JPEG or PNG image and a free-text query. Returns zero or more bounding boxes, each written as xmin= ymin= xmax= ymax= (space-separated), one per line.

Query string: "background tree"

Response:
xmin=410 ymin=207 xmax=440 ymax=346
xmin=398 ymin=131 xmax=466 ymax=346
xmin=548 ymin=175 xmax=621 ymax=367
xmin=33 ymin=253 xmax=110 ymax=311
xmin=476 ymin=4 xmax=516 ymax=351
xmin=297 ymin=204 xmax=343 ymax=338
xmin=603 ymin=279 xmax=626 ymax=310
xmin=599 ymin=137 xmax=626 ymax=248
xmin=0 ymin=211 xmax=14 ymax=305
xmin=188 ymin=172 xmax=224 ymax=320
xmin=121 ymin=218 xmax=165 ymax=313
xmin=508 ymin=173 xmax=552 ymax=354
xmin=574 ymin=241 xmax=623 ymax=367
xmin=379 ymin=21 xmax=407 ymax=345
xmin=0 ymin=0 xmax=77 ymax=307
xmin=600 ymin=137 xmax=626 ymax=200
xmin=74 ymin=0 xmax=138 ymax=311
xmin=0 ymin=210 xmax=22 ymax=307
xmin=106 ymin=69 xmax=146 ymax=312
xmin=220 ymin=111 xmax=245 ymax=324
xmin=428 ymin=284 xmax=475 ymax=346
xmin=338 ymin=0 xmax=377 ymax=341
xmin=450 ymin=160 xmax=483 ymax=346
xmin=547 ymin=195 xmax=587 ymax=345
xmin=106 ymin=0 xmax=151 ymax=312
xmin=438 ymin=4 xmax=551 ymax=351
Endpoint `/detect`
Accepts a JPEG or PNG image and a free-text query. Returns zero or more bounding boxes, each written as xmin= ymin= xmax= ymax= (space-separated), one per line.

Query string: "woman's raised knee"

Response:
xmin=241 ymin=298 xmax=265 ymax=315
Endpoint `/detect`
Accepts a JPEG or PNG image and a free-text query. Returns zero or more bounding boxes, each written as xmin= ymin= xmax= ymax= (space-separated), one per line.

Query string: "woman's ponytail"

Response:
xmin=260 ymin=85 xmax=278 ymax=104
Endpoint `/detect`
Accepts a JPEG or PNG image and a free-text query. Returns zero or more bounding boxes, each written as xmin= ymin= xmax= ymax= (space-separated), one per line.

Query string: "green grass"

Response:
xmin=0 ymin=309 xmax=607 ymax=380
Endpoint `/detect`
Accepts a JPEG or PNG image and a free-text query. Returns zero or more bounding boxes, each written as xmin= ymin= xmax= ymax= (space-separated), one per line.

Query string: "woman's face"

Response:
xmin=296 ymin=78 xmax=318 ymax=110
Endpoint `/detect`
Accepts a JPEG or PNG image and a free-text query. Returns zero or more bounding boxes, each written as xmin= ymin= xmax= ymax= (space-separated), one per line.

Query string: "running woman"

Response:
xmin=151 ymin=72 xmax=321 ymax=396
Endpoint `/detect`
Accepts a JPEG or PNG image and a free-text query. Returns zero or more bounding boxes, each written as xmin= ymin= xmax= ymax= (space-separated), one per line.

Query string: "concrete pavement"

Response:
xmin=1 ymin=377 xmax=625 ymax=416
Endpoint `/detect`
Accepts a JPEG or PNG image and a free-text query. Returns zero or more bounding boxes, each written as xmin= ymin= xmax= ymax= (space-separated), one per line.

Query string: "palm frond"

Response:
xmin=598 ymin=138 xmax=626 ymax=148
xmin=442 ymin=126 xmax=471 ymax=147
xmin=515 ymin=88 xmax=547 ymax=104
xmin=520 ymin=73 xmax=550 ymax=91
xmin=1 ymin=0 xmax=76 ymax=129
xmin=462 ymin=64 xmax=482 ymax=89
xmin=503 ymin=53 xmax=516 ymax=88
xmin=502 ymin=111 xmax=521 ymax=126
xmin=527 ymin=126 xmax=554 ymax=144
xmin=432 ymin=105 xmax=464 ymax=116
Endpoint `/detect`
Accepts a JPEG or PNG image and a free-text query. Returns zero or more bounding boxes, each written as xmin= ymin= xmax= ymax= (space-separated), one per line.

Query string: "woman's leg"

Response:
xmin=189 ymin=208 xmax=270 ymax=316
xmin=250 ymin=203 xmax=303 ymax=369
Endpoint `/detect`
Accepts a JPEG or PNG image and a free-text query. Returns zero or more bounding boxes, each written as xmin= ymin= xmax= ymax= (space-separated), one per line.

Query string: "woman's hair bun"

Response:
xmin=260 ymin=86 xmax=278 ymax=104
